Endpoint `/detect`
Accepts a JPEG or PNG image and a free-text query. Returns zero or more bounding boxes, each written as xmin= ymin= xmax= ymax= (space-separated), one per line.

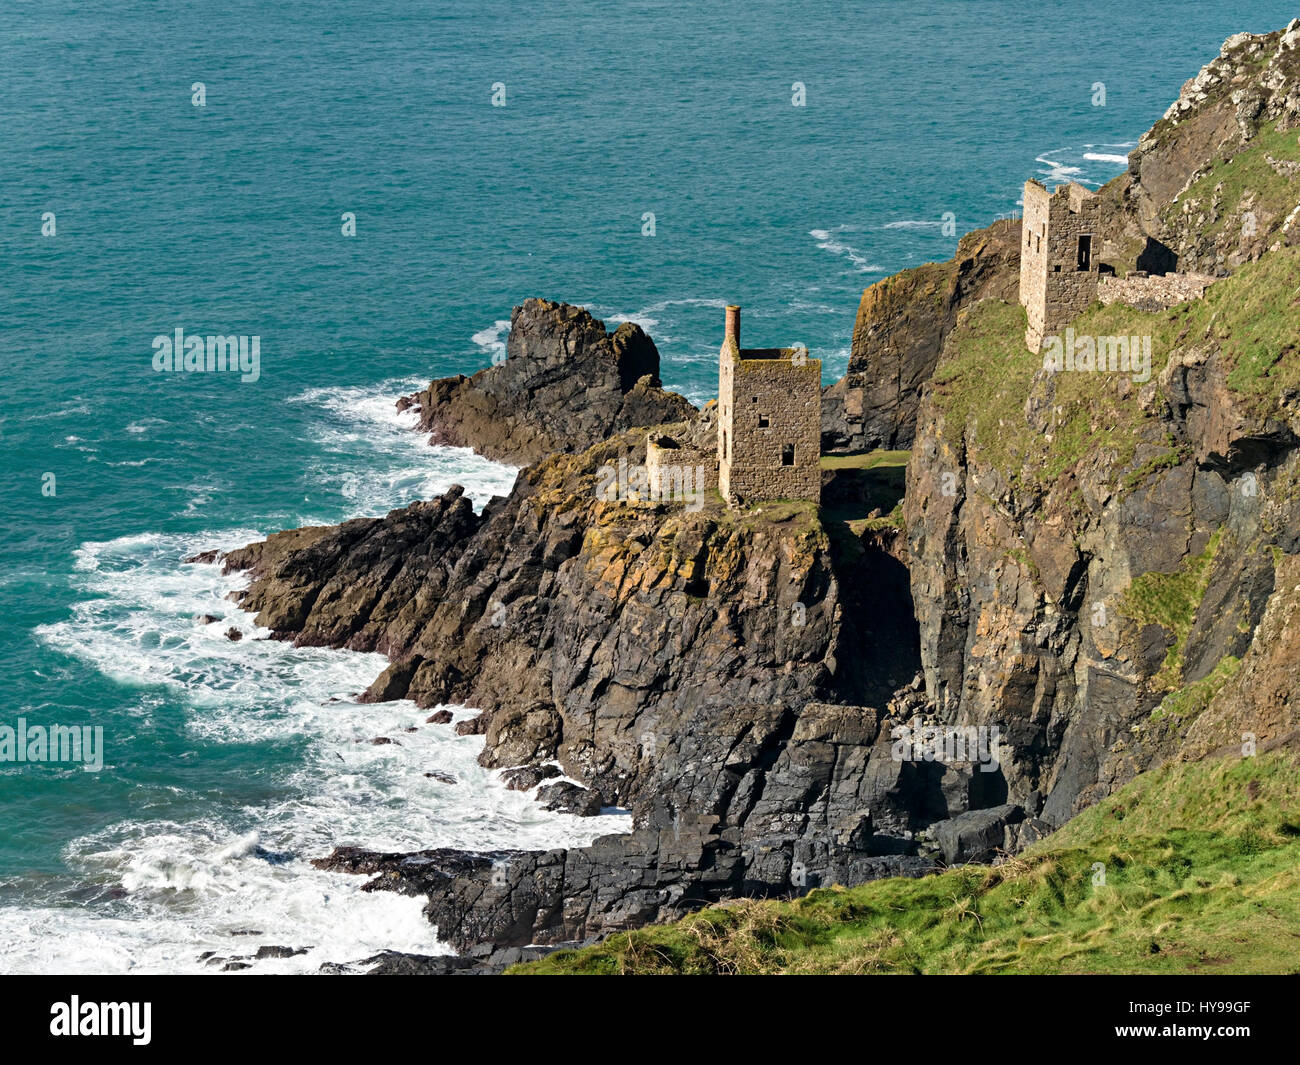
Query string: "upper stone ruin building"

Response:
xmin=1019 ymin=177 xmax=1219 ymax=352
xmin=1019 ymin=179 xmax=1103 ymax=352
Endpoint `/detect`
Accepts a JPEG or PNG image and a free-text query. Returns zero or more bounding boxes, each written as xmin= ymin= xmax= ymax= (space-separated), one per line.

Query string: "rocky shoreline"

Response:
xmin=197 ymin=299 xmax=1031 ymax=970
xmin=187 ymin=22 xmax=1300 ymax=973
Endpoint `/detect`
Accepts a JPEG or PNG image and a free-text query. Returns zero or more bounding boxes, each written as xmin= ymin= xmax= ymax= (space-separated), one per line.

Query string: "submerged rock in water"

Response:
xmin=501 ymin=764 xmax=562 ymax=791
xmin=536 ymin=781 xmax=602 ymax=816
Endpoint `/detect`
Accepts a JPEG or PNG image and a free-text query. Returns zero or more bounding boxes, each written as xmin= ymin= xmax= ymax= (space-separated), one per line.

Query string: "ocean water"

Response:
xmin=2 ymin=0 xmax=1295 ymax=972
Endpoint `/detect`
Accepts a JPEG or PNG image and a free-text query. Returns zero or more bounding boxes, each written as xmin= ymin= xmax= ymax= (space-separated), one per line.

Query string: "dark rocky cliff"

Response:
xmin=898 ymin=23 xmax=1300 ymax=826
xmin=904 ymin=244 xmax=1300 ymax=826
xmin=222 ymin=422 xmax=949 ymax=948
xmin=199 ymin=23 xmax=1300 ymax=962
xmin=397 ymin=298 xmax=694 ymax=466
xmin=823 ymin=219 xmax=1021 ymax=453
xmin=209 ymin=303 xmax=965 ymax=950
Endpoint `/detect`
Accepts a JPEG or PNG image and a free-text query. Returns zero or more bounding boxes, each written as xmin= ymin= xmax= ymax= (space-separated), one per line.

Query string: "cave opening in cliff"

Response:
xmin=818 ymin=450 xmax=919 ymax=707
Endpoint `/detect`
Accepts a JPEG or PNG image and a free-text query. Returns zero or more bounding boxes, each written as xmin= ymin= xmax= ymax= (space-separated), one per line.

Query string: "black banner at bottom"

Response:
xmin=0 ymin=973 xmax=1291 ymax=1049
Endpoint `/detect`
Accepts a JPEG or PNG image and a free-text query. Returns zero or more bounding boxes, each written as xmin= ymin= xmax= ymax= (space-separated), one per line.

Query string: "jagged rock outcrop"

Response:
xmin=326 ymin=945 xmax=562 ymax=976
xmin=311 ymin=702 xmax=954 ymax=951
xmin=212 ymin=417 xmax=948 ymax=948
xmin=397 ymin=299 xmax=695 ymax=466
xmin=823 ymin=219 xmax=1022 ymax=454
xmin=314 ymin=822 xmax=939 ymax=953
xmin=222 ymin=426 xmax=919 ymax=805
xmin=1112 ymin=22 xmax=1300 ymax=274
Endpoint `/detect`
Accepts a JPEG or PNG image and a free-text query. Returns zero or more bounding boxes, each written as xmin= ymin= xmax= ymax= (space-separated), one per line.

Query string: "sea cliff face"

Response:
xmin=211 ymin=301 xmax=978 ymax=951
xmin=823 ymin=218 xmax=1021 ymax=453
xmin=897 ymin=23 xmax=1300 ymax=825
xmin=224 ymin=426 xmax=949 ymax=947
xmin=202 ymin=23 xmax=1300 ymax=962
xmin=904 ymin=246 xmax=1300 ymax=825
xmin=227 ymin=434 xmax=843 ymax=798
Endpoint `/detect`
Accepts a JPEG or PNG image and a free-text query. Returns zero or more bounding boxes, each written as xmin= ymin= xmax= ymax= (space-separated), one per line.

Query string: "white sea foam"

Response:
xmin=60 ymin=434 xmax=98 ymax=455
xmin=175 ymin=477 xmax=231 ymax=518
xmin=124 ymin=418 xmax=169 ymax=435
xmin=881 ymin=219 xmax=944 ymax=230
xmin=470 ymin=319 xmax=511 ymax=366
xmin=1034 ymin=143 xmax=1134 ymax=189
xmin=809 ymin=227 xmax=882 ymax=273
xmin=1035 ymin=152 xmax=1087 ymax=185
xmin=288 ymin=380 xmax=518 ymax=518
xmin=17 ymin=529 xmax=629 ymax=974
xmin=26 ymin=400 xmax=94 ymax=421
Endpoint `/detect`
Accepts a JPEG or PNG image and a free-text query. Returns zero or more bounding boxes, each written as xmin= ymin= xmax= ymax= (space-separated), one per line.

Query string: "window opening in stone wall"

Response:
xmin=781 ymin=444 xmax=794 ymax=466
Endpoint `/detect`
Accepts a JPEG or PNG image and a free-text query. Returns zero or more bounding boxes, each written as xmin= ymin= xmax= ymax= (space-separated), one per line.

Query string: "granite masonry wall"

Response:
xmin=646 ymin=433 xmax=718 ymax=500
xmin=1098 ymin=271 xmax=1219 ymax=311
xmin=1020 ymin=180 xmax=1103 ymax=351
xmin=718 ymin=332 xmax=822 ymax=505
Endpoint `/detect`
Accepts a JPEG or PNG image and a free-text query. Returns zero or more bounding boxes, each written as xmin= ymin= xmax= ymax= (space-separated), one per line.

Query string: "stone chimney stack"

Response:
xmin=725 ymin=305 xmax=740 ymax=347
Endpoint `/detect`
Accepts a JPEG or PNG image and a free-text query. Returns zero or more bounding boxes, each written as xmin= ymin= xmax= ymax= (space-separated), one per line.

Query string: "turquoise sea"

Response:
xmin=3 ymin=0 xmax=1294 ymax=971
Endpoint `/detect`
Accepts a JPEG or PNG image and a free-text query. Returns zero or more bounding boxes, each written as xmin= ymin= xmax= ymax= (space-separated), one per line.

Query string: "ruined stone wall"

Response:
xmin=1098 ymin=272 xmax=1218 ymax=311
xmin=1020 ymin=181 xmax=1102 ymax=351
xmin=647 ymin=434 xmax=718 ymax=500
xmin=719 ymin=350 xmax=821 ymax=504
xmin=717 ymin=336 xmax=737 ymax=486
xmin=1020 ymin=181 xmax=1051 ymax=350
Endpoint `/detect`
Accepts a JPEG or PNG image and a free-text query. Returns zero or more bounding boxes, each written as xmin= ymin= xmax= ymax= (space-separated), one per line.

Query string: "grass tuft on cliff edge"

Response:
xmin=508 ymin=746 xmax=1300 ymax=974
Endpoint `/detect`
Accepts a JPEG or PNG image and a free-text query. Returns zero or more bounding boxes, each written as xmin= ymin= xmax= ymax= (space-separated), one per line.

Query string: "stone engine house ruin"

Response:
xmin=1019 ymin=179 xmax=1103 ymax=352
xmin=716 ymin=305 xmax=822 ymax=506
xmin=1018 ymin=177 xmax=1219 ymax=353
